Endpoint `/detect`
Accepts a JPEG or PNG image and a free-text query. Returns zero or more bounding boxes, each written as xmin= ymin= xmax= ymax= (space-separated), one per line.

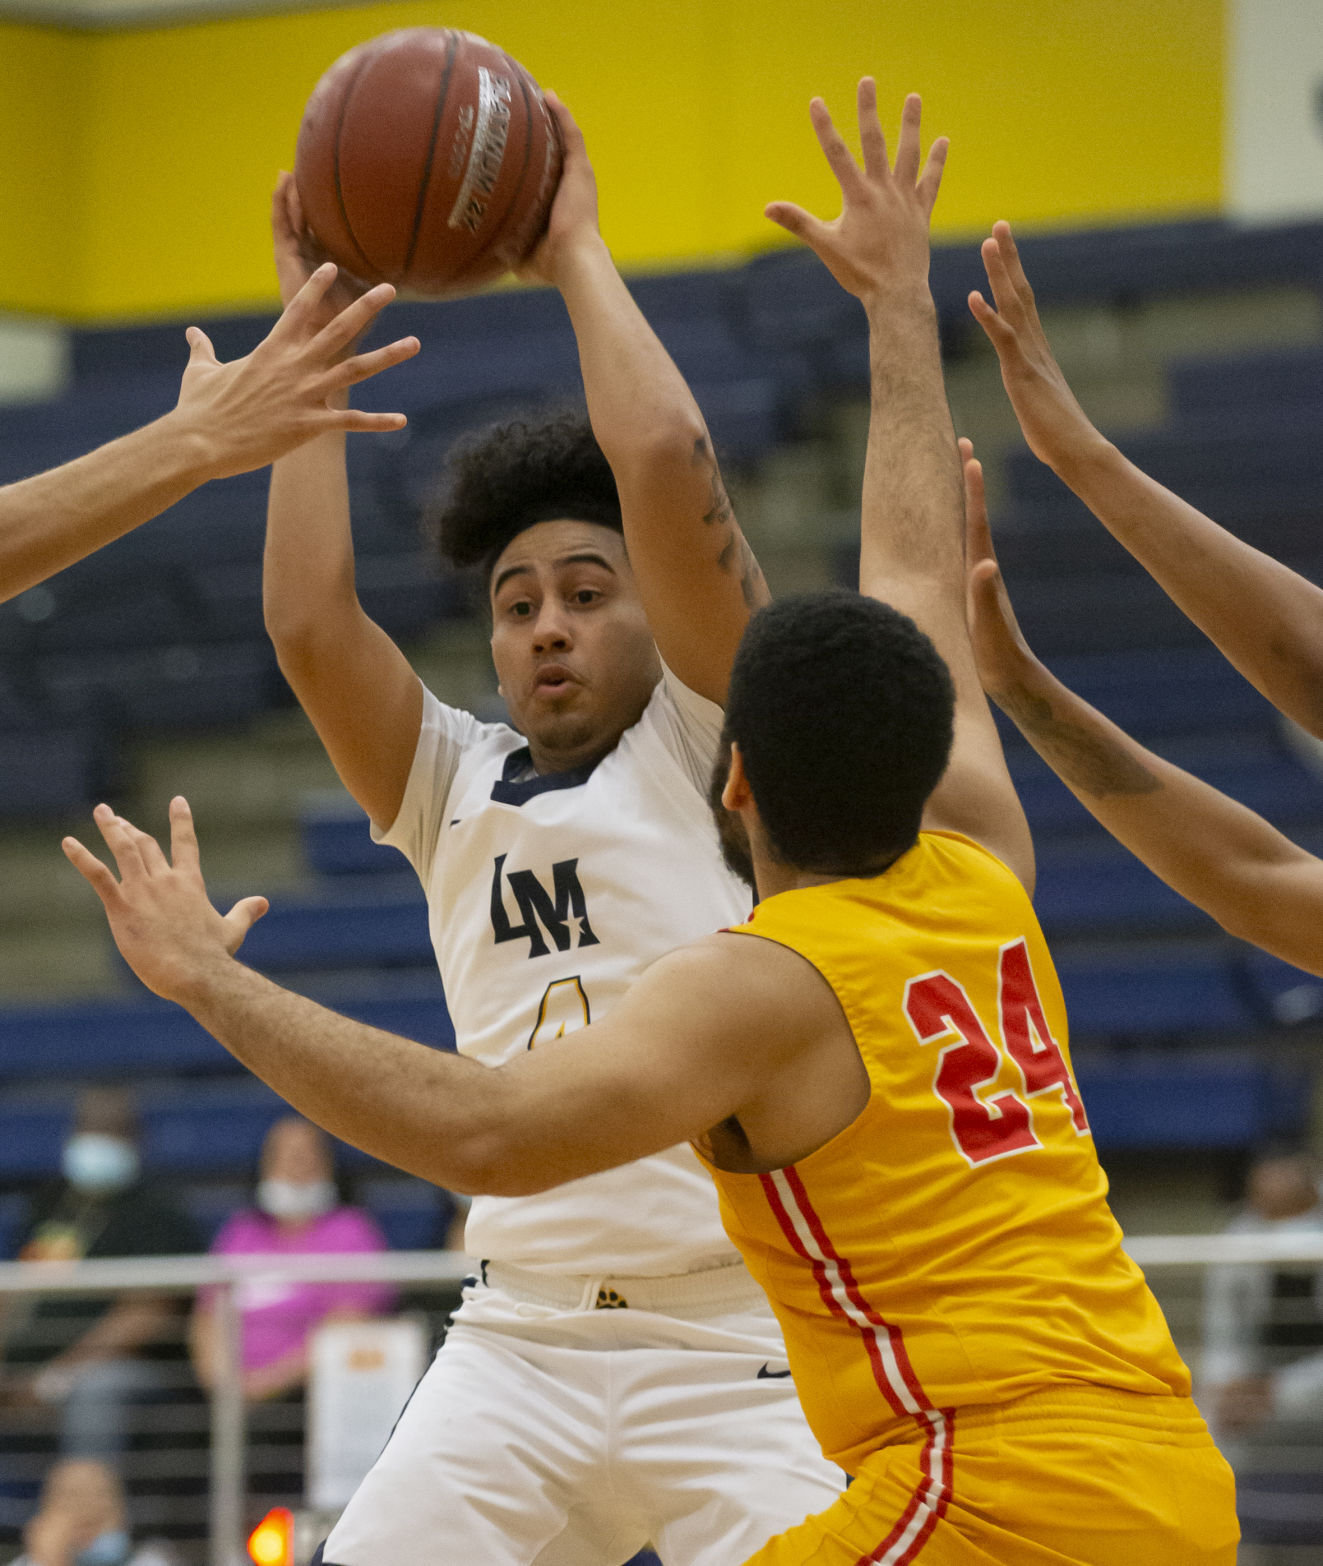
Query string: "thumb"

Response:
xmin=220 ymin=895 xmax=268 ymax=955
xmin=764 ymin=202 xmax=825 ymax=245
xmin=184 ymin=326 xmax=218 ymax=369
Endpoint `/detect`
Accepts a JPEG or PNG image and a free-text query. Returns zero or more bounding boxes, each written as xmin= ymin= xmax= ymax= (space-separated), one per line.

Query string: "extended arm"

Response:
xmin=524 ymin=98 xmax=769 ymax=703
xmin=972 ymin=221 xmax=1323 ymax=739
xmin=262 ymin=178 xmax=424 ymax=830
xmin=967 ymin=478 xmax=1323 ymax=976
xmin=62 ymin=801 xmax=796 ymax=1196
xmin=767 ymin=84 xmax=1033 ymax=888
xmin=0 ymin=267 xmax=418 ymax=604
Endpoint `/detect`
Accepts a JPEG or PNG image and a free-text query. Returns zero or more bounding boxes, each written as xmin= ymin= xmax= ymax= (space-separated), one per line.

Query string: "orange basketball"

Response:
xmin=294 ymin=28 xmax=563 ymax=296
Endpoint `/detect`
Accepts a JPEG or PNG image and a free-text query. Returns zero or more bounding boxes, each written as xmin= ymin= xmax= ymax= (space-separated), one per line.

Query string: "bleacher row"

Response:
xmin=4 ymin=215 xmax=1323 ymax=1198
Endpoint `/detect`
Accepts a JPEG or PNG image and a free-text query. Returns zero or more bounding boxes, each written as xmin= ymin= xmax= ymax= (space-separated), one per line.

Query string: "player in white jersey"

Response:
xmin=259 ymin=97 xmax=842 ymax=1565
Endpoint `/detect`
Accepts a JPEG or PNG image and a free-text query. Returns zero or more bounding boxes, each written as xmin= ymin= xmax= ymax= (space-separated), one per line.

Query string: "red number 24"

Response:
xmin=903 ymin=939 xmax=1089 ymax=1168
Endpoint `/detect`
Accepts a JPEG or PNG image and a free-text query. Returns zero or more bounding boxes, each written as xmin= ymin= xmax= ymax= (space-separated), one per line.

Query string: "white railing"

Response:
xmin=1 ymin=1236 xmax=1321 ymax=1566
xmin=0 ymin=1250 xmax=473 ymax=1566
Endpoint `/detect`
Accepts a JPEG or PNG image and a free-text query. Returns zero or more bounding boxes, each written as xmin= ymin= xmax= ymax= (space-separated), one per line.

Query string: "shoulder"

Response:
xmin=210 ymin=1209 xmax=270 ymax=1254
xmin=639 ymin=930 xmax=841 ymax=1043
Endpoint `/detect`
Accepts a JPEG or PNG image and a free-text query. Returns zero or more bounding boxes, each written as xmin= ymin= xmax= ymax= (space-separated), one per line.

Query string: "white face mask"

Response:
xmin=62 ymin=1134 xmax=139 ymax=1194
xmin=257 ymin=1178 xmax=337 ymax=1222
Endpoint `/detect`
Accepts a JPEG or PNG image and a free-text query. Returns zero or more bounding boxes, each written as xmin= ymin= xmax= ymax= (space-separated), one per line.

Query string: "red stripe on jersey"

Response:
xmin=853 ymin=1410 xmax=954 ymax=1566
xmin=781 ymin=1165 xmax=931 ymax=1415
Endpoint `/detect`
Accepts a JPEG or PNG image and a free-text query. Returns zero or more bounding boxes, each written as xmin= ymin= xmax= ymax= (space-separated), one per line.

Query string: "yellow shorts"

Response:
xmin=741 ymin=1386 xmax=1238 ymax=1565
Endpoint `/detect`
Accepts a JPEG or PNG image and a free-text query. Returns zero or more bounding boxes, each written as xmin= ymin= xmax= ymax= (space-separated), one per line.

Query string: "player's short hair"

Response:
xmin=432 ymin=409 xmax=623 ymax=584
xmin=725 ymin=590 xmax=955 ymax=875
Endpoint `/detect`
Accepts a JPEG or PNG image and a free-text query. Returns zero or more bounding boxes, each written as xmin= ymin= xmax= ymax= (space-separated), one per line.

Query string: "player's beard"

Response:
xmin=707 ymin=751 xmax=755 ymax=891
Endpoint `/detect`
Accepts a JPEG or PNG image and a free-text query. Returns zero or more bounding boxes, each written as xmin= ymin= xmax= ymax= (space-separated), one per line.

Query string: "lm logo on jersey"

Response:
xmin=490 ymin=854 xmax=600 ymax=959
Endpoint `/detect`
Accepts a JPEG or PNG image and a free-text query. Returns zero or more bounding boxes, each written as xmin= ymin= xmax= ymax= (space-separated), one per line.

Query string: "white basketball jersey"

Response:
xmin=375 ymin=670 xmax=752 ymax=1276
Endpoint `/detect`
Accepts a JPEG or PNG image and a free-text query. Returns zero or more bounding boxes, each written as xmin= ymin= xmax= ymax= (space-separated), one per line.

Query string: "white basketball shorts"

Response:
xmin=321 ymin=1260 xmax=844 ymax=1566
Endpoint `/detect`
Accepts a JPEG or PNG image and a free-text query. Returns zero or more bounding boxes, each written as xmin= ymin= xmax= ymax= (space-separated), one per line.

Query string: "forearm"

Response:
xmin=1053 ymin=441 xmax=1323 ymax=737
xmin=174 ymin=958 xmax=510 ymax=1194
xmin=555 ymin=237 xmax=708 ymax=470
xmin=859 ymin=289 xmax=963 ymax=595
xmin=263 ymin=430 xmax=360 ymax=652
xmin=0 ymin=412 xmax=211 ymax=602
xmin=55 ymin=1295 xmax=175 ymax=1366
xmin=990 ymin=655 xmax=1323 ymax=967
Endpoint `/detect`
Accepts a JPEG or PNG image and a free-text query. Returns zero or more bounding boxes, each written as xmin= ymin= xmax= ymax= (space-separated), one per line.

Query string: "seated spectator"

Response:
xmin=189 ymin=1116 xmax=395 ymax=1403
xmin=7 ymin=1457 xmax=176 ymax=1566
xmin=0 ymin=1088 xmax=199 ymax=1460
xmin=1202 ymin=1147 xmax=1323 ymax=1438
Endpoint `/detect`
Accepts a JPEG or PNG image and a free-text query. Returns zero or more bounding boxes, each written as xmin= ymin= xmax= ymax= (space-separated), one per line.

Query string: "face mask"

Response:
xmin=62 ymin=1134 xmax=139 ymax=1194
xmin=74 ymin=1530 xmax=132 ymax=1566
xmin=257 ymin=1178 xmax=337 ymax=1222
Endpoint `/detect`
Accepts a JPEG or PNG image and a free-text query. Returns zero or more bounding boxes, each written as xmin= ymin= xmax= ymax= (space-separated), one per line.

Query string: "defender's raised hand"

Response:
xmin=63 ymin=798 xmax=267 ymax=1004
xmin=765 ymin=81 xmax=948 ymax=302
xmin=961 ymin=436 xmax=1041 ymax=701
xmin=168 ymin=263 xmax=420 ymax=481
xmin=969 ymin=222 xmax=1108 ymax=475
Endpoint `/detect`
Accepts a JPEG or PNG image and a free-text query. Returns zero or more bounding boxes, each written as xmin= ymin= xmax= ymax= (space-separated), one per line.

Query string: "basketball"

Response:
xmin=294 ymin=28 xmax=563 ymax=296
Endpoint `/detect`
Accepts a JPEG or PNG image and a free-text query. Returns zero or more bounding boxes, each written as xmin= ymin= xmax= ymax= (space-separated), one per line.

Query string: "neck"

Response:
xmin=750 ymin=844 xmax=910 ymax=902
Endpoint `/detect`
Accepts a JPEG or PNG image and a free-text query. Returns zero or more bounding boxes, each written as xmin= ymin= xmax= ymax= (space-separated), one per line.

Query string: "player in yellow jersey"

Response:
xmin=67 ymin=83 xmax=1238 ymax=1564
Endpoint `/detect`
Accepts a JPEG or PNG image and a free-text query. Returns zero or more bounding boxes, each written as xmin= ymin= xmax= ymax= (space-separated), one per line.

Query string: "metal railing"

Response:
xmin=3 ymin=1235 xmax=1323 ymax=1565
xmin=0 ymin=1249 xmax=473 ymax=1566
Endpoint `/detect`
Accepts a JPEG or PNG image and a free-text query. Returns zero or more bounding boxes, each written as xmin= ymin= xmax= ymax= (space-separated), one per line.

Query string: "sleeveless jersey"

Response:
xmin=376 ymin=672 xmax=751 ymax=1276
xmin=697 ymin=831 xmax=1190 ymax=1475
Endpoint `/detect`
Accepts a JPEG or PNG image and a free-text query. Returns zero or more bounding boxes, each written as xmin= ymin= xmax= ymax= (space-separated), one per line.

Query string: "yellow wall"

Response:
xmin=0 ymin=0 xmax=1225 ymax=320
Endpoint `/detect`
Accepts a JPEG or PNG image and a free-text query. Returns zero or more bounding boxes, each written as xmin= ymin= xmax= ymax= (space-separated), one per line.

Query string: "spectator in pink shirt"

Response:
xmin=188 ymin=1117 xmax=395 ymax=1403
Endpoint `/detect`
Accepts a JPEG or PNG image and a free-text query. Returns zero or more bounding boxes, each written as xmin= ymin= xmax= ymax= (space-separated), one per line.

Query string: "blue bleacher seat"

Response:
xmin=200 ymin=879 xmax=432 ymax=974
xmin=1055 ymin=944 xmax=1252 ymax=1036
xmin=0 ymin=975 xmax=453 ymax=1084
xmin=39 ymin=640 xmax=277 ymax=731
xmin=301 ymin=797 xmax=409 ymax=877
xmin=0 ymin=724 xmax=110 ymax=817
xmin=1074 ymin=1051 xmax=1305 ymax=1149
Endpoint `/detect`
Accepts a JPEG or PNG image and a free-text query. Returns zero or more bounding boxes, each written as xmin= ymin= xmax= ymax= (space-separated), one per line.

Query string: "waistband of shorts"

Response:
xmin=479 ymin=1258 xmax=768 ymax=1314
xmin=872 ymin=1384 xmax=1213 ymax=1451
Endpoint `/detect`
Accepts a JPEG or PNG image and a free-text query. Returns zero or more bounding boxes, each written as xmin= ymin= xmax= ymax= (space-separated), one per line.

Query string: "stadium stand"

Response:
xmin=5 ymin=214 xmax=1323 ymax=1555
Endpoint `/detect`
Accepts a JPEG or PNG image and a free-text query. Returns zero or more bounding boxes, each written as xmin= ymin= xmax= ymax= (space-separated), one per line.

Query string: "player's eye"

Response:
xmin=507 ymin=599 xmax=534 ymax=618
xmin=571 ymin=588 xmax=601 ymax=606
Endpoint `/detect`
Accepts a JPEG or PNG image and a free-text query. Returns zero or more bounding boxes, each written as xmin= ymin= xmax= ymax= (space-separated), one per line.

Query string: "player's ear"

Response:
xmin=721 ymin=743 xmax=752 ymax=812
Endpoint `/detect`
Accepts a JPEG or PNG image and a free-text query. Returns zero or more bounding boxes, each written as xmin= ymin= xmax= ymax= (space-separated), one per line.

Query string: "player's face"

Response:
xmin=489 ymin=520 xmax=662 ymax=771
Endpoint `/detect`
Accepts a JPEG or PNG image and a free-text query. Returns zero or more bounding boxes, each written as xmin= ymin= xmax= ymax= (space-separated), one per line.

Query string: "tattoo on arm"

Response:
xmin=692 ymin=436 xmax=735 ymax=529
xmin=693 ymin=435 xmax=768 ymax=608
xmin=994 ymin=684 xmax=1163 ymax=799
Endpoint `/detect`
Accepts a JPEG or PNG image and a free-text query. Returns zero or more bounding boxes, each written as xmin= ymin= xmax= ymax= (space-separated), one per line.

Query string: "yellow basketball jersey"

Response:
xmin=697 ymin=831 xmax=1189 ymax=1478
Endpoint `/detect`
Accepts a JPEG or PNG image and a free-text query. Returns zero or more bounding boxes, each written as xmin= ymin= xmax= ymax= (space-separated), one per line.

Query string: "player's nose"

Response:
xmin=530 ymin=602 xmax=572 ymax=650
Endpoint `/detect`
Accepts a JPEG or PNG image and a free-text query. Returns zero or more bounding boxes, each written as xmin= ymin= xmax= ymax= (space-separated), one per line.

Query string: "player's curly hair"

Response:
xmin=431 ymin=409 xmax=623 ymax=583
xmin=724 ymin=590 xmax=954 ymax=876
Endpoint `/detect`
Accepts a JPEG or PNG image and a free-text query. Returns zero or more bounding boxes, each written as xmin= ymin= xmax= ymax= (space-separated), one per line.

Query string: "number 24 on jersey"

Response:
xmin=904 ymin=938 xmax=1089 ymax=1168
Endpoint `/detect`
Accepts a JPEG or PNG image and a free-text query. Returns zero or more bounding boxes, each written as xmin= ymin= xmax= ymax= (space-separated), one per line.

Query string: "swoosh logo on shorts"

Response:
xmin=757 ymin=1363 xmax=793 ymax=1379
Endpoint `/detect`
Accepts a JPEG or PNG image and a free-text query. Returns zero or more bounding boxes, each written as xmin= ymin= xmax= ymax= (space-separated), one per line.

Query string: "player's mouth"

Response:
xmin=532 ymin=664 xmax=579 ymax=698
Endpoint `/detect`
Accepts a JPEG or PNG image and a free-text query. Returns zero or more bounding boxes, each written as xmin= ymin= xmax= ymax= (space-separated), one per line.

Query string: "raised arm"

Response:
xmin=62 ymin=800 xmax=817 ymax=1196
xmin=262 ymin=178 xmax=424 ymax=830
xmin=0 ymin=267 xmax=417 ymax=603
xmin=972 ymin=221 xmax=1323 ymax=739
xmin=966 ymin=464 xmax=1323 ymax=976
xmin=766 ymin=84 xmax=1033 ymax=888
xmin=520 ymin=97 xmax=769 ymax=705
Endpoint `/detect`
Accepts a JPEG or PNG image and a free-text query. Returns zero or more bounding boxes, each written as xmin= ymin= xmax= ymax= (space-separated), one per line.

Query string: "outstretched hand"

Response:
xmin=63 ymin=798 xmax=267 ymax=1004
xmin=961 ymin=436 xmax=1041 ymax=699
xmin=968 ymin=223 xmax=1106 ymax=473
xmin=765 ymin=80 xmax=947 ymax=302
xmin=170 ymin=263 xmax=420 ymax=479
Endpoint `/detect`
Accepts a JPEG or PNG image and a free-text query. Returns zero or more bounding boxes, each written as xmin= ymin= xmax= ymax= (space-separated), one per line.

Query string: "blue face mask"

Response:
xmin=73 ymin=1529 xmax=131 ymax=1566
xmin=61 ymin=1134 xmax=139 ymax=1194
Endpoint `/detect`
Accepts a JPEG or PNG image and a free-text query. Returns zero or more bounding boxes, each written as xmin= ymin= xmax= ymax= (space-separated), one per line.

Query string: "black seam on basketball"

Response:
xmin=479 ymin=62 xmax=536 ymax=265
xmin=332 ymin=51 xmax=382 ymax=281
xmin=402 ymin=29 xmax=459 ymax=285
